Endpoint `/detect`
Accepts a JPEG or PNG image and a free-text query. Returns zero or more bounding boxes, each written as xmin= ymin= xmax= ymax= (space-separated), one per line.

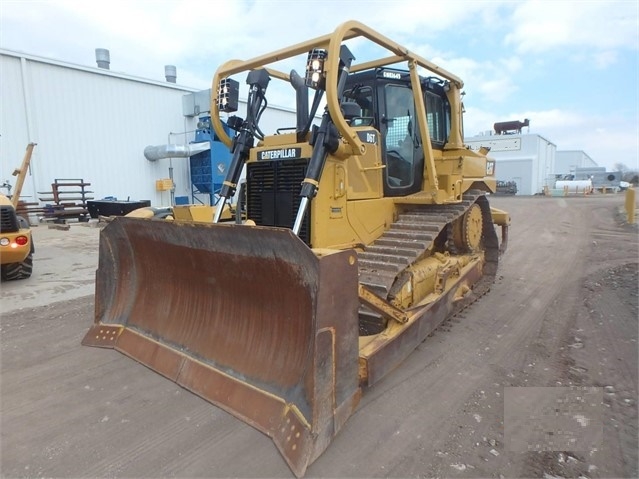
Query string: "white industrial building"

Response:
xmin=555 ymin=150 xmax=598 ymax=176
xmin=0 ymin=49 xmax=297 ymax=211
xmin=465 ymin=132 xmax=557 ymax=195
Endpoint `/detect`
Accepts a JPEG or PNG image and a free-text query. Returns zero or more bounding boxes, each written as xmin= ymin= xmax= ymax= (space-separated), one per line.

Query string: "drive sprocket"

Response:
xmin=452 ymin=203 xmax=483 ymax=252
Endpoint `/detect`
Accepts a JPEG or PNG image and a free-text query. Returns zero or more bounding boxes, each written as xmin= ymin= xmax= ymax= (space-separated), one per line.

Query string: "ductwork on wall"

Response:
xmin=144 ymin=142 xmax=210 ymax=162
xmin=95 ymin=48 xmax=110 ymax=69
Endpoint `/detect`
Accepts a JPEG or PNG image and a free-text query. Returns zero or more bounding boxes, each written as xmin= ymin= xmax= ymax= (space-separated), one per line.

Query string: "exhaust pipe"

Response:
xmin=95 ymin=48 xmax=110 ymax=69
xmin=290 ymin=69 xmax=309 ymax=142
xmin=165 ymin=65 xmax=177 ymax=83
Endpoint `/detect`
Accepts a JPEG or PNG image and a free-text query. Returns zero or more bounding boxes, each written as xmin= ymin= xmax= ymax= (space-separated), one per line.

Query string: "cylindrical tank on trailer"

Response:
xmin=555 ymin=179 xmax=593 ymax=193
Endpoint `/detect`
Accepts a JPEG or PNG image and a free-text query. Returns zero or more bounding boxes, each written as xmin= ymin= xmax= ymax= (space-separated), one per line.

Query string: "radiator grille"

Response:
xmin=246 ymin=158 xmax=311 ymax=246
xmin=0 ymin=206 xmax=19 ymax=233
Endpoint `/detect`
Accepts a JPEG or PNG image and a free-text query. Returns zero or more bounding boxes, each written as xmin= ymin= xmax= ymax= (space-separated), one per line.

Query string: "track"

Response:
xmin=357 ymin=190 xmax=500 ymax=331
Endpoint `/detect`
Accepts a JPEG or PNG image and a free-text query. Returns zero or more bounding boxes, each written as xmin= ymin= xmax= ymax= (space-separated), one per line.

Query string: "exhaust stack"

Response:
xmin=165 ymin=65 xmax=177 ymax=83
xmin=95 ymin=48 xmax=110 ymax=69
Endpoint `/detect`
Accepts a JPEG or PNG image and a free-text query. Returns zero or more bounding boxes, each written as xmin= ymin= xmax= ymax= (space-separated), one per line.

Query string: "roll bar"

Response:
xmin=210 ymin=20 xmax=465 ymax=163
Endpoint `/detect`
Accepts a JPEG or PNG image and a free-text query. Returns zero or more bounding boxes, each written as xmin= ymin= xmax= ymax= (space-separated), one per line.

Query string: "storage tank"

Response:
xmin=555 ymin=179 xmax=593 ymax=193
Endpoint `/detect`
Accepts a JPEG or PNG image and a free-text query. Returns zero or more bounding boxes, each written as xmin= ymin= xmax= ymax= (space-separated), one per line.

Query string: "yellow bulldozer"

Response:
xmin=83 ymin=21 xmax=509 ymax=477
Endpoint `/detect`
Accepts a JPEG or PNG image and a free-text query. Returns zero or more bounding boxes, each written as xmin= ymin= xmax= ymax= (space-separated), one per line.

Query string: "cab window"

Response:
xmin=343 ymin=85 xmax=374 ymax=126
xmin=425 ymin=91 xmax=448 ymax=144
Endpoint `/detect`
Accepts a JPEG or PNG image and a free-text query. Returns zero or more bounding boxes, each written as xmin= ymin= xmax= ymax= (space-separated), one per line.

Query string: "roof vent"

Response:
xmin=165 ymin=65 xmax=177 ymax=83
xmin=95 ymin=48 xmax=110 ymax=69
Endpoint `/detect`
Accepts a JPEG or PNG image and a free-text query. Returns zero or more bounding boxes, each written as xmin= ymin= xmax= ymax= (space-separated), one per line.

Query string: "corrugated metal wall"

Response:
xmin=555 ymin=150 xmax=597 ymax=175
xmin=528 ymin=135 xmax=555 ymax=195
xmin=493 ymin=159 xmax=533 ymax=195
xmin=1 ymin=50 xmax=298 ymax=209
xmin=1 ymin=51 xmax=200 ymax=206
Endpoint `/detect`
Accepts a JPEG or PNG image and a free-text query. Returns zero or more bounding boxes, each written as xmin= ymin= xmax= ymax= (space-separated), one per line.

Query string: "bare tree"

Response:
xmin=614 ymin=162 xmax=639 ymax=183
xmin=614 ymin=162 xmax=628 ymax=174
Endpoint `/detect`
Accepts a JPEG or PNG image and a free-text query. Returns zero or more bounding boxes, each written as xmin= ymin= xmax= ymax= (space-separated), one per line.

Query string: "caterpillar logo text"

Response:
xmin=257 ymin=148 xmax=301 ymax=161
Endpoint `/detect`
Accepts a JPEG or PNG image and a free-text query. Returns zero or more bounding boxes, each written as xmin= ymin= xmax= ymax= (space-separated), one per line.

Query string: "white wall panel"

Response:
xmin=1 ymin=49 xmax=298 ymax=209
xmin=24 ymin=59 xmax=197 ymax=205
xmin=493 ymin=159 xmax=533 ymax=195
xmin=1 ymin=55 xmax=34 ymax=199
xmin=555 ymin=150 xmax=597 ymax=175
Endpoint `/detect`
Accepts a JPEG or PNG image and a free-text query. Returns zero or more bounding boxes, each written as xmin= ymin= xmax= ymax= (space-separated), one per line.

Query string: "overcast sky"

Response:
xmin=1 ymin=0 xmax=638 ymax=171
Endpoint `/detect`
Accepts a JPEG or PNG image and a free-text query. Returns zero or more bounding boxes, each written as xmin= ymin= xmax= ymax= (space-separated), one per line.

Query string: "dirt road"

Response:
xmin=1 ymin=195 xmax=637 ymax=478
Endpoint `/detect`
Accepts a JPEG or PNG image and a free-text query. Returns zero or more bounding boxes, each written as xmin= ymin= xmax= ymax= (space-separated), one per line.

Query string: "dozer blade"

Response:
xmin=82 ymin=217 xmax=361 ymax=477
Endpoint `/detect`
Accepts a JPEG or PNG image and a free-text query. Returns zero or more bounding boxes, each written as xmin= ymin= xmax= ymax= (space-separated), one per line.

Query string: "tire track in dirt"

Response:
xmin=521 ymin=198 xmax=638 ymax=479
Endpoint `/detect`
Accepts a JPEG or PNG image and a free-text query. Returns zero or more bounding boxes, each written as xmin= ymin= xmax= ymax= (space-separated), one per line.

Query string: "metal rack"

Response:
xmin=38 ymin=179 xmax=93 ymax=222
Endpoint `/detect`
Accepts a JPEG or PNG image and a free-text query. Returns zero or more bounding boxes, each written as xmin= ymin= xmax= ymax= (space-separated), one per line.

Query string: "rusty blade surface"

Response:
xmin=82 ymin=217 xmax=361 ymax=477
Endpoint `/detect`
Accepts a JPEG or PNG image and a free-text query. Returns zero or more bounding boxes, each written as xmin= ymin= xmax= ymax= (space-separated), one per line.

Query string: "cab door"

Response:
xmin=380 ymin=83 xmax=423 ymax=196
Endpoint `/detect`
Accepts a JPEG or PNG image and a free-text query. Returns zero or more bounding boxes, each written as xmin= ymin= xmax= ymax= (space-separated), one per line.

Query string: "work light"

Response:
xmin=217 ymin=78 xmax=239 ymax=113
xmin=305 ymin=49 xmax=327 ymax=90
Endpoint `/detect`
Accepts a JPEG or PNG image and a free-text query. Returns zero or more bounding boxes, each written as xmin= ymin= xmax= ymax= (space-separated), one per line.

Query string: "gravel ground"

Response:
xmin=1 ymin=193 xmax=637 ymax=478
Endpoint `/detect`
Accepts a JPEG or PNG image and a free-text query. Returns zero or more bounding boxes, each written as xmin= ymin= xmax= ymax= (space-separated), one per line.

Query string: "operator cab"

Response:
xmin=343 ymin=68 xmax=451 ymax=196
